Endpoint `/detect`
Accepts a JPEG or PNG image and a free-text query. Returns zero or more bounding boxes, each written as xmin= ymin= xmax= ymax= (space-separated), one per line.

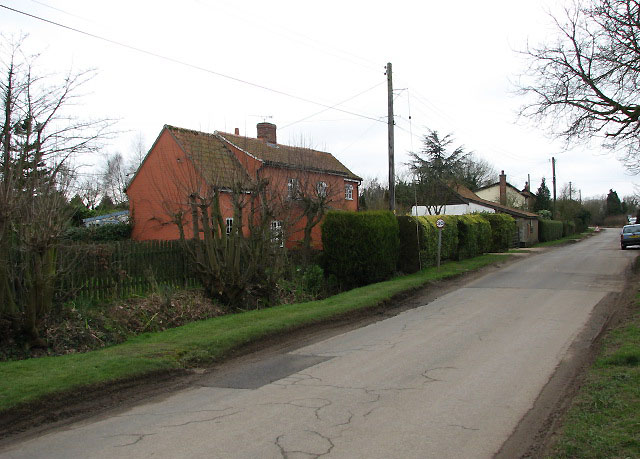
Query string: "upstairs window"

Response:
xmin=345 ymin=183 xmax=353 ymax=200
xmin=316 ymin=181 xmax=327 ymax=198
xmin=287 ymin=178 xmax=299 ymax=199
xmin=225 ymin=217 xmax=233 ymax=235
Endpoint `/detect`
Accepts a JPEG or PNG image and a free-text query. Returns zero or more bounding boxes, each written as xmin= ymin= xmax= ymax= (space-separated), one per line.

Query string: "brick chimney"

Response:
xmin=234 ymin=127 xmax=240 ymax=135
xmin=256 ymin=122 xmax=277 ymax=144
xmin=499 ymin=170 xmax=507 ymax=205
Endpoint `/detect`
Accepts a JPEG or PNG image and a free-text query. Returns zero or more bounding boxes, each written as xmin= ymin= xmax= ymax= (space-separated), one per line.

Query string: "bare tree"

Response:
xmin=101 ymin=152 xmax=128 ymax=205
xmin=518 ymin=0 xmax=640 ymax=173
xmin=0 ymin=36 xmax=112 ymax=345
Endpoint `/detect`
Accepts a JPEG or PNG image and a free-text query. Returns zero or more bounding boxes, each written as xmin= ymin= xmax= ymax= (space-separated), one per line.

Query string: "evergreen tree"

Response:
xmin=605 ymin=189 xmax=623 ymax=215
xmin=534 ymin=178 xmax=551 ymax=212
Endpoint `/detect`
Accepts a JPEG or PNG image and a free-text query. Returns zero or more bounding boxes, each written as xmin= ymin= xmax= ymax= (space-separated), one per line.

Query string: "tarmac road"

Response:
xmin=1 ymin=230 xmax=636 ymax=458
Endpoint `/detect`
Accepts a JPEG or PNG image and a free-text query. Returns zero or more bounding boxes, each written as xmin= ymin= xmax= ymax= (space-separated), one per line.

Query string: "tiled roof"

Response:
xmin=452 ymin=183 xmax=539 ymax=218
xmin=216 ymin=132 xmax=361 ymax=181
xmin=166 ymin=125 xmax=252 ymax=189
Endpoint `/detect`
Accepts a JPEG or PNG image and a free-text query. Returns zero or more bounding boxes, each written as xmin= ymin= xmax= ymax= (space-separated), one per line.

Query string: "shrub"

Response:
xmin=456 ymin=214 xmax=492 ymax=260
xmin=397 ymin=215 xmax=459 ymax=273
xmin=481 ymin=213 xmax=516 ymax=252
xmin=539 ymin=219 xmax=563 ymax=241
xmin=62 ymin=222 xmax=132 ymax=242
xmin=321 ymin=210 xmax=399 ymax=288
xmin=562 ymin=220 xmax=576 ymax=237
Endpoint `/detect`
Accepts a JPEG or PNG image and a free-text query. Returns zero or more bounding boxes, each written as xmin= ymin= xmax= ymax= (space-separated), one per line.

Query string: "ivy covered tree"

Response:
xmin=606 ymin=189 xmax=623 ymax=215
xmin=533 ymin=178 xmax=552 ymax=212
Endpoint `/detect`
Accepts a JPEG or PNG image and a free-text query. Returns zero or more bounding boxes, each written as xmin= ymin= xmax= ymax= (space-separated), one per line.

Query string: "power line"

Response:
xmin=280 ymin=81 xmax=385 ymax=130
xmin=0 ymin=4 xmax=385 ymax=124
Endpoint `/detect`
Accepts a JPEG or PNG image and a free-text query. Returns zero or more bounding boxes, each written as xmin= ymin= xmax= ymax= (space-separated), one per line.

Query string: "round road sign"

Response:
xmin=436 ymin=218 xmax=445 ymax=228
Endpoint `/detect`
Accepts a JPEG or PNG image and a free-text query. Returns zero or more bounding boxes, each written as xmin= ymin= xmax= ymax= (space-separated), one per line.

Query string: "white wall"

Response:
xmin=411 ymin=203 xmax=495 ymax=216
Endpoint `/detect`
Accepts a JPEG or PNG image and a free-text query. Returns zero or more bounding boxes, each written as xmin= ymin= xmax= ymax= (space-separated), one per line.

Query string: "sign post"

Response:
xmin=436 ymin=218 xmax=445 ymax=269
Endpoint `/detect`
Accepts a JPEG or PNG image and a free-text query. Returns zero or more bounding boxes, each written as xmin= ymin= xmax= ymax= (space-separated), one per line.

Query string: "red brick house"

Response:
xmin=126 ymin=123 xmax=361 ymax=249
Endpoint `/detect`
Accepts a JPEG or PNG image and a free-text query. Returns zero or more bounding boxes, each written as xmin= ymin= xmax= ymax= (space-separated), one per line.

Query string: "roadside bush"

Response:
xmin=539 ymin=219 xmax=563 ymax=242
xmin=482 ymin=213 xmax=516 ymax=252
xmin=62 ymin=222 xmax=132 ymax=242
xmin=456 ymin=215 xmax=492 ymax=260
xmin=322 ymin=210 xmax=399 ymax=288
xmin=397 ymin=215 xmax=459 ymax=273
xmin=397 ymin=216 xmax=424 ymax=273
xmin=562 ymin=220 xmax=576 ymax=237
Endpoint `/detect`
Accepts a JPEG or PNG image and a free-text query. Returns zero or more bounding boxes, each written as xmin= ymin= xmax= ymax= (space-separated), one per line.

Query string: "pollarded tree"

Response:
xmin=518 ymin=0 xmax=640 ymax=174
xmin=534 ymin=178 xmax=552 ymax=212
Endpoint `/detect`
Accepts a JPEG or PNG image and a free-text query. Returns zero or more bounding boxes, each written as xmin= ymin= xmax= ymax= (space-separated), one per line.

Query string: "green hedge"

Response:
xmin=456 ymin=214 xmax=492 ymax=260
xmin=321 ymin=210 xmax=399 ymax=288
xmin=562 ymin=220 xmax=576 ymax=237
xmin=397 ymin=215 xmax=459 ymax=273
xmin=539 ymin=219 xmax=563 ymax=242
xmin=397 ymin=216 xmax=424 ymax=274
xmin=62 ymin=222 xmax=132 ymax=242
xmin=482 ymin=213 xmax=516 ymax=252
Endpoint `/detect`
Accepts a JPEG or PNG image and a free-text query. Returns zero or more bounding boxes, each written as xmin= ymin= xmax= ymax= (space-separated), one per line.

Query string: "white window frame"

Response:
xmin=287 ymin=178 xmax=299 ymax=199
xmin=271 ymin=220 xmax=284 ymax=247
xmin=345 ymin=183 xmax=353 ymax=200
xmin=225 ymin=217 xmax=233 ymax=235
xmin=316 ymin=181 xmax=327 ymax=198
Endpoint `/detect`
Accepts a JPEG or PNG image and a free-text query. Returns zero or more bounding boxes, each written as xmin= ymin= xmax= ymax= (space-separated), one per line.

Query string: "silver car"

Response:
xmin=621 ymin=224 xmax=640 ymax=249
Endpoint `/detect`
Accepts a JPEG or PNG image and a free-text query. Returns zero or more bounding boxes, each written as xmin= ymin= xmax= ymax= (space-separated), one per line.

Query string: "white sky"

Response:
xmin=1 ymin=0 xmax=638 ymax=200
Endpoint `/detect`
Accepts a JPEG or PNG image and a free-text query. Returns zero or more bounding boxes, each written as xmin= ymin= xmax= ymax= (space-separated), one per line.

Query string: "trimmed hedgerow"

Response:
xmin=418 ymin=215 xmax=459 ymax=265
xmin=482 ymin=213 xmax=516 ymax=252
xmin=562 ymin=220 xmax=576 ymax=237
xmin=397 ymin=215 xmax=459 ymax=273
xmin=539 ymin=219 xmax=563 ymax=242
xmin=456 ymin=214 xmax=492 ymax=260
xmin=321 ymin=210 xmax=399 ymax=288
xmin=397 ymin=216 xmax=424 ymax=274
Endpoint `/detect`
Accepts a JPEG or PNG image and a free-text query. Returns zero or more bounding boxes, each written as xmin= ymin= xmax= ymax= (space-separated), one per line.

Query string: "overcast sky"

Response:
xmin=1 ymin=0 xmax=638 ymax=200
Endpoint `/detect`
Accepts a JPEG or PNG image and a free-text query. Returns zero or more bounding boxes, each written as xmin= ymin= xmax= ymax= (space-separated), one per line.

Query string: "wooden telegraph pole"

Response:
xmin=552 ymin=156 xmax=557 ymax=218
xmin=386 ymin=62 xmax=395 ymax=213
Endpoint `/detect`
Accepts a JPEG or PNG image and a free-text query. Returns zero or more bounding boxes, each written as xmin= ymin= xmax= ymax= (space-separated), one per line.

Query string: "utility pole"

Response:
xmin=569 ymin=181 xmax=572 ymax=200
xmin=386 ymin=62 xmax=395 ymax=213
xmin=579 ymin=189 xmax=582 ymax=204
xmin=552 ymin=156 xmax=557 ymax=218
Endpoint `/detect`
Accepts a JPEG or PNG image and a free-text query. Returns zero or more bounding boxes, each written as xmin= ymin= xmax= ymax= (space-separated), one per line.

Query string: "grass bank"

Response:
xmin=534 ymin=229 xmax=594 ymax=248
xmin=0 ymin=253 xmax=509 ymax=413
xmin=548 ymin=284 xmax=640 ymax=457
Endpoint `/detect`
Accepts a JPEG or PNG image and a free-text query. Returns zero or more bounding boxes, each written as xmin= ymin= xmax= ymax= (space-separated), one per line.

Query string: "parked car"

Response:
xmin=620 ymin=224 xmax=640 ymax=249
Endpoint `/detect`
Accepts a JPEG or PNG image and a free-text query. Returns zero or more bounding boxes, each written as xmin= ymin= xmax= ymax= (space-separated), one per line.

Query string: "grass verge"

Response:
xmin=0 ymin=253 xmax=509 ymax=413
xmin=534 ymin=230 xmax=593 ymax=248
xmin=548 ymin=287 xmax=640 ymax=458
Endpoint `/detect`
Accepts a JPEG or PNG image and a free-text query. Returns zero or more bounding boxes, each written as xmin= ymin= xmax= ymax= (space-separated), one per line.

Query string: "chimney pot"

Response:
xmin=256 ymin=122 xmax=277 ymax=144
xmin=234 ymin=127 xmax=240 ymax=135
xmin=499 ymin=170 xmax=507 ymax=206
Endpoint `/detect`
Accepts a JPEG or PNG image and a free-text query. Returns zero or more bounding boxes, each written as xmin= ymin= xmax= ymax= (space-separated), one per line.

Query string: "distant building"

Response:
xmin=412 ymin=182 xmax=539 ymax=246
xmin=475 ymin=170 xmax=534 ymax=210
xmin=82 ymin=210 xmax=129 ymax=227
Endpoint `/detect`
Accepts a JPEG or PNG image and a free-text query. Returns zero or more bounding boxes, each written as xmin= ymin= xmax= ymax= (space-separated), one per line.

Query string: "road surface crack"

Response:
xmin=107 ymin=432 xmax=156 ymax=447
xmin=161 ymin=409 xmax=242 ymax=427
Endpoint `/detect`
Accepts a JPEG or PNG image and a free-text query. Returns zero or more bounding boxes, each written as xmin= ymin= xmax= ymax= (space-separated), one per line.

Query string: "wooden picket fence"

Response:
xmin=56 ymin=240 xmax=199 ymax=302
